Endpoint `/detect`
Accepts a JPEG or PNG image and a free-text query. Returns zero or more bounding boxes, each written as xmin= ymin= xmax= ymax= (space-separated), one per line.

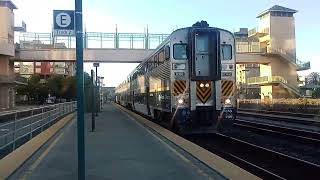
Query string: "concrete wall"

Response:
xmin=269 ymin=56 xmax=298 ymax=86
xmin=0 ymin=6 xmax=14 ymax=43
xmin=272 ymin=85 xmax=291 ymax=99
xmin=261 ymin=85 xmax=272 ymax=101
xmin=0 ymin=55 xmax=10 ymax=75
xmin=0 ymin=5 xmax=15 ymax=110
xmin=260 ymin=64 xmax=272 ymax=77
xmin=270 ymin=16 xmax=296 ymax=58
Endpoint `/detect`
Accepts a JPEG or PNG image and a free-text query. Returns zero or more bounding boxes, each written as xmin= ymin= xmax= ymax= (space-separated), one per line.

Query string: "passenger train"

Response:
xmin=115 ymin=21 xmax=236 ymax=133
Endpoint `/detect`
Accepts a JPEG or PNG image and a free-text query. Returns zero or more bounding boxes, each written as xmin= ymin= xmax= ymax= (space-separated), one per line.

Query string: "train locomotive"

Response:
xmin=115 ymin=21 xmax=236 ymax=134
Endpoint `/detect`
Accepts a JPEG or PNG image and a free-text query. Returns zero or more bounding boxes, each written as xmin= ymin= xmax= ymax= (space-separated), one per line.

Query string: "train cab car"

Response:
xmin=115 ymin=21 xmax=236 ymax=134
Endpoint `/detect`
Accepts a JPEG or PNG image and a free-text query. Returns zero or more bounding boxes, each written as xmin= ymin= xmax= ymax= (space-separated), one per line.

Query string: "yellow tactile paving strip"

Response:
xmin=114 ymin=103 xmax=261 ymax=180
xmin=0 ymin=113 xmax=75 ymax=180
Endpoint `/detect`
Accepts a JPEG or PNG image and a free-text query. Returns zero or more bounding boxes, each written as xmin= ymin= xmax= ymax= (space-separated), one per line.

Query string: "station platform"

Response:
xmin=7 ymin=103 xmax=258 ymax=180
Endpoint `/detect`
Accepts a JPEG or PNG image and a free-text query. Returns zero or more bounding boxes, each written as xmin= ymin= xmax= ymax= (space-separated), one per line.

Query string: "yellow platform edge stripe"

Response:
xmin=0 ymin=113 xmax=75 ymax=180
xmin=113 ymin=103 xmax=261 ymax=180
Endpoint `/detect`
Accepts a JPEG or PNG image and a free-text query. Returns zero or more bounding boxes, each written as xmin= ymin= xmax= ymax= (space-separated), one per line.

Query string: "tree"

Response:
xmin=61 ymin=76 xmax=76 ymax=100
xmin=47 ymin=75 xmax=64 ymax=98
xmin=312 ymin=88 xmax=320 ymax=98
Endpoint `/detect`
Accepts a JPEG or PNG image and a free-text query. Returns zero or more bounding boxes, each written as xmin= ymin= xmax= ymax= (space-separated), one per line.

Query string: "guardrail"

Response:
xmin=0 ymin=101 xmax=76 ymax=158
xmin=18 ymin=32 xmax=170 ymax=50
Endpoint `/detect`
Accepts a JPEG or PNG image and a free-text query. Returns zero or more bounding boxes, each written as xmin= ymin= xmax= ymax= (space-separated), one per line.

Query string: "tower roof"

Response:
xmin=0 ymin=0 xmax=17 ymax=10
xmin=257 ymin=5 xmax=297 ymax=18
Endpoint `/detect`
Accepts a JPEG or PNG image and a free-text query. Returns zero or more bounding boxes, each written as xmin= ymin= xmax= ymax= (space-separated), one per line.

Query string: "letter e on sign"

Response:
xmin=56 ymin=13 xmax=71 ymax=28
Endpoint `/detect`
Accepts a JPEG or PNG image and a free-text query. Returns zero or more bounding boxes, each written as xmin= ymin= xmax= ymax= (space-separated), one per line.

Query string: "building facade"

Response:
xmin=234 ymin=5 xmax=310 ymax=100
xmin=0 ymin=0 xmax=16 ymax=110
xmin=14 ymin=61 xmax=75 ymax=79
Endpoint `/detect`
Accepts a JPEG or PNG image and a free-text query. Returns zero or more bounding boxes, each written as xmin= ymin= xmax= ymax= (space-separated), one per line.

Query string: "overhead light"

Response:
xmin=178 ymin=99 xmax=184 ymax=104
xmin=225 ymin=98 xmax=231 ymax=105
xmin=205 ymin=83 xmax=210 ymax=87
xmin=200 ymin=83 xmax=204 ymax=87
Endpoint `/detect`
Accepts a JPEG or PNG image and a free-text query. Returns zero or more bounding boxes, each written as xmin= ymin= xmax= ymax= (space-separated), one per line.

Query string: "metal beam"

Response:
xmin=15 ymin=49 xmax=153 ymax=63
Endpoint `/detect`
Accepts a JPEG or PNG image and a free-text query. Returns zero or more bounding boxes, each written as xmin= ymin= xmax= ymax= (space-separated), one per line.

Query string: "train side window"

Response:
xmin=221 ymin=44 xmax=232 ymax=60
xmin=154 ymin=55 xmax=158 ymax=66
xmin=159 ymin=50 xmax=165 ymax=64
xmin=148 ymin=58 xmax=153 ymax=71
xmin=165 ymin=45 xmax=170 ymax=60
xmin=173 ymin=44 xmax=187 ymax=60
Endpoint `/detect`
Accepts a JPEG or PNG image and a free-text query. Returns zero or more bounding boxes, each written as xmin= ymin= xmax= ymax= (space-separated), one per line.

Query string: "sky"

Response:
xmin=12 ymin=0 xmax=320 ymax=86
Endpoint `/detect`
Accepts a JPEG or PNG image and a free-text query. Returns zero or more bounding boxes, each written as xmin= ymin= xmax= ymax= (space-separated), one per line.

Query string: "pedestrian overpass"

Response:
xmin=15 ymin=32 xmax=310 ymax=69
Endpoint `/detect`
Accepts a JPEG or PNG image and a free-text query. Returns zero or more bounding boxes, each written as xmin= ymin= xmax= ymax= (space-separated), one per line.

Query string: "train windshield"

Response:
xmin=173 ymin=44 xmax=187 ymax=60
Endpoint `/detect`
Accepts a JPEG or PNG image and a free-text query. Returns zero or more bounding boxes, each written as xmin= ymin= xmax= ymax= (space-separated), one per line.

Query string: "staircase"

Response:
xmin=267 ymin=48 xmax=310 ymax=71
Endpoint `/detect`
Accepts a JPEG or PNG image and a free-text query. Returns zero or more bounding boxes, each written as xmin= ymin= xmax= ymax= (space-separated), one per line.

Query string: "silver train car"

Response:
xmin=116 ymin=21 xmax=236 ymax=133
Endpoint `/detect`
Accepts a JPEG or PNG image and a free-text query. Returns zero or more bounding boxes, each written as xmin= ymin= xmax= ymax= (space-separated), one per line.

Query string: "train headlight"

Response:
xmin=178 ymin=99 xmax=184 ymax=104
xmin=225 ymin=98 xmax=231 ymax=105
xmin=200 ymin=83 xmax=204 ymax=87
xmin=205 ymin=83 xmax=210 ymax=87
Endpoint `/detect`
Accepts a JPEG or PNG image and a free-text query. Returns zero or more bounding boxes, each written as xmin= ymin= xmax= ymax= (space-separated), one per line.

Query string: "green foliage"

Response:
xmin=312 ymin=88 xmax=320 ymax=98
xmin=61 ymin=76 xmax=77 ymax=100
xmin=47 ymin=75 xmax=64 ymax=97
xmin=16 ymin=74 xmax=78 ymax=102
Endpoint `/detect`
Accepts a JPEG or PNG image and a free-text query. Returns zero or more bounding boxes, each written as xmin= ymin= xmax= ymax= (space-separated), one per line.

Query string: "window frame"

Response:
xmin=158 ymin=49 xmax=165 ymax=64
xmin=221 ymin=44 xmax=233 ymax=60
xmin=165 ymin=45 xmax=170 ymax=60
xmin=173 ymin=43 xmax=188 ymax=60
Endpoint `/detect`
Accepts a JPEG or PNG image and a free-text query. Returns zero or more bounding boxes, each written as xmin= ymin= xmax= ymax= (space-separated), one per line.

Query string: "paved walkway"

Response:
xmin=10 ymin=103 xmax=225 ymax=180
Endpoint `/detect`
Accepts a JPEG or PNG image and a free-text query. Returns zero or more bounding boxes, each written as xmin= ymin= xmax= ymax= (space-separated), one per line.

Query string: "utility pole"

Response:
xmin=91 ymin=70 xmax=95 ymax=132
xmin=93 ymin=63 xmax=99 ymax=116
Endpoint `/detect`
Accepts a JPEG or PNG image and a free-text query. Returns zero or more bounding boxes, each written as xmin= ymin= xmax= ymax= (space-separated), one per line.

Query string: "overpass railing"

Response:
xmin=0 ymin=101 xmax=76 ymax=158
xmin=18 ymin=32 xmax=170 ymax=50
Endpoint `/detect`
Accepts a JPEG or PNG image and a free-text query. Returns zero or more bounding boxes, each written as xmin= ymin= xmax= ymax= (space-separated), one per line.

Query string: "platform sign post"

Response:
xmin=53 ymin=10 xmax=75 ymax=36
xmin=74 ymin=0 xmax=85 ymax=179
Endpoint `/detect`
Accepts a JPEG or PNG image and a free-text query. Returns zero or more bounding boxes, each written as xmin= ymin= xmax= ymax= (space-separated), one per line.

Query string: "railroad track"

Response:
xmin=237 ymin=109 xmax=320 ymax=126
xmin=123 ymin=107 xmax=320 ymax=179
xmin=187 ymin=133 xmax=320 ymax=179
xmin=234 ymin=118 xmax=320 ymax=146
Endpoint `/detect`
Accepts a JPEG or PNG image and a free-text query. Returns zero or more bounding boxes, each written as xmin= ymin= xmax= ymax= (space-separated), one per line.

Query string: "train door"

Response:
xmin=146 ymin=87 xmax=151 ymax=115
xmin=132 ymin=90 xmax=135 ymax=110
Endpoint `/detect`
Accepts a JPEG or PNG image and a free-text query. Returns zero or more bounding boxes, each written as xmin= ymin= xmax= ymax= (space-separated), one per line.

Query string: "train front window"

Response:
xmin=196 ymin=34 xmax=209 ymax=52
xmin=173 ymin=44 xmax=187 ymax=60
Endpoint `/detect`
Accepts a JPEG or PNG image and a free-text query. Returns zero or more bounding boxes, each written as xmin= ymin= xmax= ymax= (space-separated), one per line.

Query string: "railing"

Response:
xmin=0 ymin=101 xmax=76 ymax=158
xmin=14 ymin=75 xmax=28 ymax=85
xmin=247 ymin=76 xmax=301 ymax=96
xmin=247 ymin=76 xmax=287 ymax=85
xmin=18 ymin=32 xmax=170 ymax=50
xmin=248 ymin=27 xmax=269 ymax=37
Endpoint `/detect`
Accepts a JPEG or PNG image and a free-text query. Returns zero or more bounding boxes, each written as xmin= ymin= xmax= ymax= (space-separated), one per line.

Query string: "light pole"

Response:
xmin=93 ymin=63 xmax=99 ymax=116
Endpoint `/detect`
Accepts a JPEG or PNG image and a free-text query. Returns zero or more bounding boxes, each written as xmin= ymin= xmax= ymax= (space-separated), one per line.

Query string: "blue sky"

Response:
xmin=13 ymin=0 xmax=320 ymax=86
